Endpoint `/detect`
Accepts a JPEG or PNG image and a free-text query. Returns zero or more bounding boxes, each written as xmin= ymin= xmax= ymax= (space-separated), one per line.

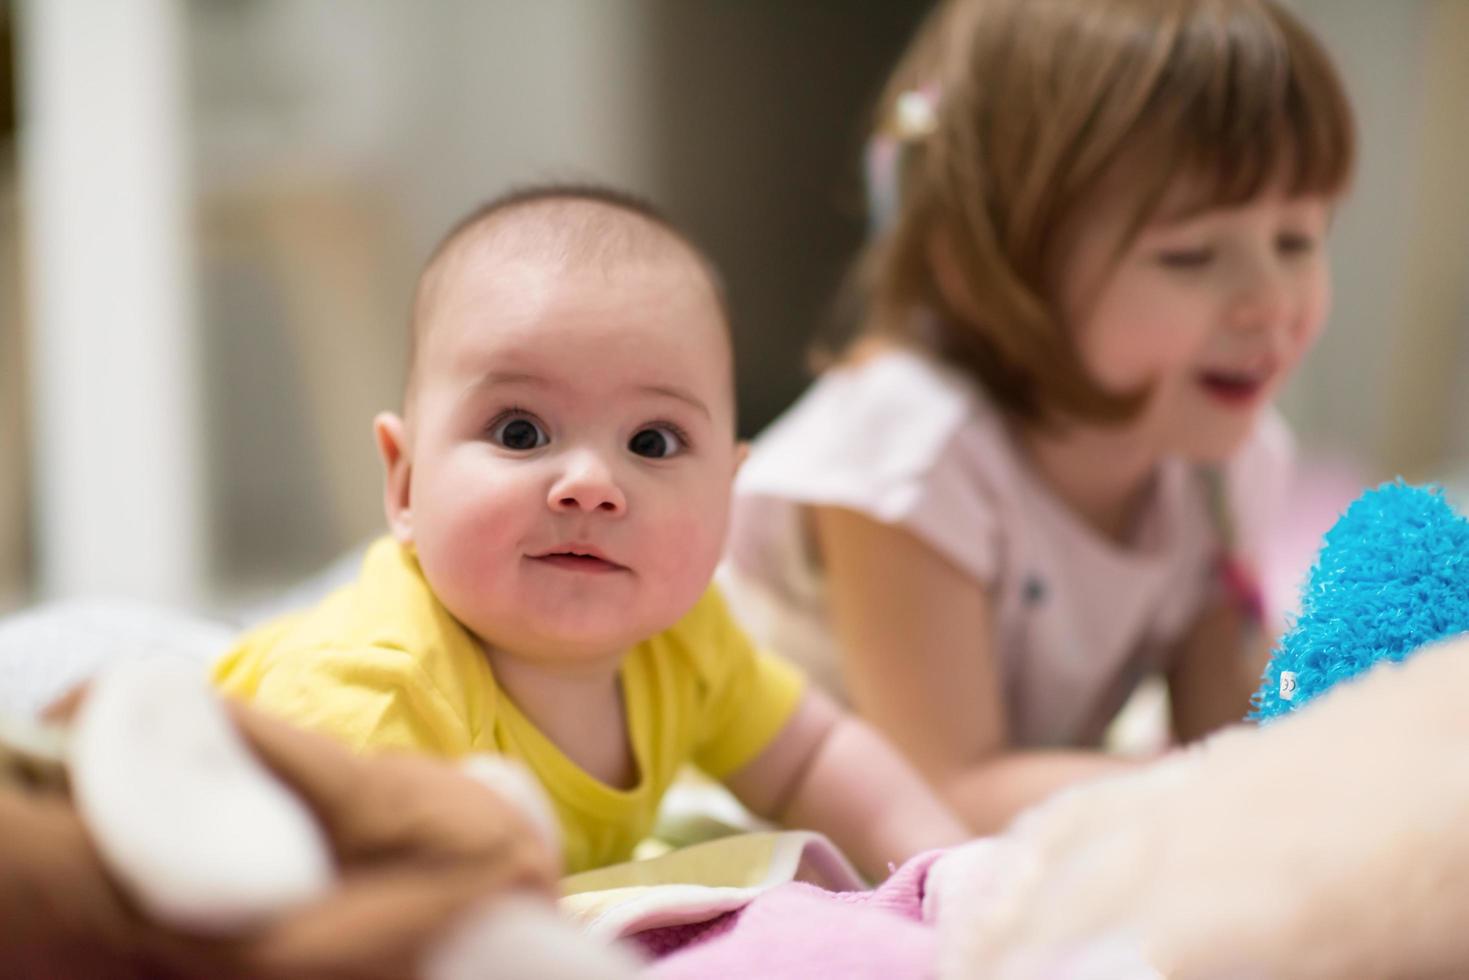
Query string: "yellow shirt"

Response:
xmin=213 ymin=538 xmax=805 ymax=873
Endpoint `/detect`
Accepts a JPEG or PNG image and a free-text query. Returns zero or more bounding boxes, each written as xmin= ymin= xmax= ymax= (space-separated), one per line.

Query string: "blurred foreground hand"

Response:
xmin=1 ymin=695 xmax=561 ymax=979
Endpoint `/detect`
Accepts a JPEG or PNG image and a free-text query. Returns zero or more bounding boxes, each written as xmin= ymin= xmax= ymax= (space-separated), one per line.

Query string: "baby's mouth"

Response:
xmin=528 ymin=548 xmax=627 ymax=574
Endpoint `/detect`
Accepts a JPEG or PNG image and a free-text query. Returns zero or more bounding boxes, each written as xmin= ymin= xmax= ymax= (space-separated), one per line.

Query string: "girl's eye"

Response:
xmin=1156 ymin=247 xmax=1215 ymax=270
xmin=628 ymin=425 xmax=685 ymax=459
xmin=490 ymin=416 xmax=548 ymax=451
xmin=1277 ymin=232 xmax=1317 ymax=256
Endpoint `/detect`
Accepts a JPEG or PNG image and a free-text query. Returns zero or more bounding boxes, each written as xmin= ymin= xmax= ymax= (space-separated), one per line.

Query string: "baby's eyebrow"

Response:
xmin=455 ymin=370 xmax=551 ymax=406
xmin=475 ymin=370 xmax=550 ymax=388
xmin=638 ymin=384 xmax=711 ymax=422
xmin=468 ymin=372 xmax=710 ymax=421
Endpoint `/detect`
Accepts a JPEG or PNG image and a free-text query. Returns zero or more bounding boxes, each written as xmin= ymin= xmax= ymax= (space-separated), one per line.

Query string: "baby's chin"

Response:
xmin=478 ymin=613 xmax=674 ymax=665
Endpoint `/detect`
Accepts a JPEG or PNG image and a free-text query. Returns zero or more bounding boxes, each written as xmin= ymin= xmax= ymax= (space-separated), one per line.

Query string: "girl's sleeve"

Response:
xmin=733 ymin=352 xmax=1005 ymax=584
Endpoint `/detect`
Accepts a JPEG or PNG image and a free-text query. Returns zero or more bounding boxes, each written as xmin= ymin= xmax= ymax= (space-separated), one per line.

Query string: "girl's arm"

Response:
xmin=811 ymin=506 xmax=1134 ymax=835
xmin=724 ymin=686 xmax=968 ymax=881
xmin=1166 ymin=598 xmax=1271 ymax=742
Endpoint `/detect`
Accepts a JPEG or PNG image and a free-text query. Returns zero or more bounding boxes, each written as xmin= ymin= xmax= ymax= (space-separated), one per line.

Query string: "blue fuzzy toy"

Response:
xmin=1251 ymin=481 xmax=1469 ymax=722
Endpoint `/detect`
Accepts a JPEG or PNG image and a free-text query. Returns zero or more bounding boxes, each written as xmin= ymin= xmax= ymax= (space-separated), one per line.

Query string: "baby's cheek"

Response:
xmin=420 ymin=537 xmax=506 ymax=613
xmin=652 ymin=511 xmax=726 ymax=594
xmin=422 ymin=499 xmax=522 ymax=587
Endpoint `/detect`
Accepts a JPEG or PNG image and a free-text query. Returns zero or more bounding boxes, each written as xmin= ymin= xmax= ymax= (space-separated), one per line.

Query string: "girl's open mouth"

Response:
xmin=1197 ymin=368 xmax=1269 ymax=407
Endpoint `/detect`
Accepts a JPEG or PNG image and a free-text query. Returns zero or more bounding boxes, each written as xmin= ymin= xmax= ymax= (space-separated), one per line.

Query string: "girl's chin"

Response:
xmin=1174 ymin=423 xmax=1259 ymax=464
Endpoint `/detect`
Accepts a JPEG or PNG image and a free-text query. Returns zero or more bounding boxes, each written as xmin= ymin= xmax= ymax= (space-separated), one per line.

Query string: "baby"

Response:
xmin=215 ymin=185 xmax=967 ymax=878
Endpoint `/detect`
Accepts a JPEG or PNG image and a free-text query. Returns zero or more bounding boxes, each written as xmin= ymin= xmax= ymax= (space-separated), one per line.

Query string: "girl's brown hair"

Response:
xmin=855 ymin=0 xmax=1355 ymax=424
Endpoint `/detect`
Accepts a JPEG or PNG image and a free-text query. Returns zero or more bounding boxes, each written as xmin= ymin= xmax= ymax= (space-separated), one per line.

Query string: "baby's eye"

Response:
xmin=1277 ymin=232 xmax=1317 ymax=256
xmin=489 ymin=415 xmax=548 ymax=451
xmin=1156 ymin=247 xmax=1215 ymax=270
xmin=628 ymin=425 xmax=685 ymax=459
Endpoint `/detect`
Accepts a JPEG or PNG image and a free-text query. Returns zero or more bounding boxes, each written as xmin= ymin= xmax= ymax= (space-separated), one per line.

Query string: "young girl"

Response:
xmin=722 ymin=0 xmax=1355 ymax=833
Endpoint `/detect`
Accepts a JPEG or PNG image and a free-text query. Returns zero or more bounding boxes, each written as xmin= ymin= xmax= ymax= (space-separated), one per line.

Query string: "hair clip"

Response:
xmin=892 ymin=86 xmax=940 ymax=141
xmin=863 ymin=85 xmax=941 ymax=237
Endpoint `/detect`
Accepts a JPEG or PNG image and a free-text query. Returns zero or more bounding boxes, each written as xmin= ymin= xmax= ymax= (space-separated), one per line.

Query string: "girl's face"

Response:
xmin=1060 ymin=181 xmax=1334 ymax=462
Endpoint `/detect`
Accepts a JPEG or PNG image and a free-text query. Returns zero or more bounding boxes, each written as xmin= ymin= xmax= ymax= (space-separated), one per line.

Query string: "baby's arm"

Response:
xmin=811 ymin=506 xmax=1134 ymax=835
xmin=724 ymin=687 xmax=968 ymax=881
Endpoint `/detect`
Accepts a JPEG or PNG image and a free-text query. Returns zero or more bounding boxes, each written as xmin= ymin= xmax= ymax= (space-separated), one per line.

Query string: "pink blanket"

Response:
xmin=639 ymin=850 xmax=944 ymax=979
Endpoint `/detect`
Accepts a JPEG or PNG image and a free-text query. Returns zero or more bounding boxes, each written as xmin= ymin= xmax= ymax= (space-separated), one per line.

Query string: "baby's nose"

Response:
xmin=547 ymin=453 xmax=626 ymax=515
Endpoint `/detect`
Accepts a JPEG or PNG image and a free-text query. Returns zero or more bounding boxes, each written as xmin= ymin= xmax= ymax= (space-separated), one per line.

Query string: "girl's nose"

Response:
xmin=547 ymin=451 xmax=627 ymax=515
xmin=1227 ymin=259 xmax=1291 ymax=333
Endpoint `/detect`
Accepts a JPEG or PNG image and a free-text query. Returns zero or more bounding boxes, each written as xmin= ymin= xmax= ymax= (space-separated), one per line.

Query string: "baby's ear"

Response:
xmin=373 ymin=413 xmax=414 ymax=543
xmin=734 ymin=440 xmax=751 ymax=475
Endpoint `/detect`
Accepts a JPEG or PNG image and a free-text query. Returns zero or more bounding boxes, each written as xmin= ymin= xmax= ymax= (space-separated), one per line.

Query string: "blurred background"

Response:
xmin=0 ymin=0 xmax=1466 ymax=618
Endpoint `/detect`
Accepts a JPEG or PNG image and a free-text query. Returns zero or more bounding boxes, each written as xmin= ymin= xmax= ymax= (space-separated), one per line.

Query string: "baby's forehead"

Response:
xmin=438 ymin=254 xmax=723 ymax=346
xmin=428 ymin=247 xmax=728 ymax=360
xmin=437 ymin=198 xmax=717 ymax=297
xmin=406 ymin=193 xmax=732 ymax=407
xmin=419 ymin=256 xmax=733 ymax=411
xmin=445 ymin=237 xmax=712 ymax=311
xmin=419 ymin=201 xmax=725 ymax=335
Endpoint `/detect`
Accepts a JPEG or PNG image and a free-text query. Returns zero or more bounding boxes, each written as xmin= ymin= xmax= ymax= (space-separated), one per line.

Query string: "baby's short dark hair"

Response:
xmin=404 ymin=183 xmax=729 ymax=405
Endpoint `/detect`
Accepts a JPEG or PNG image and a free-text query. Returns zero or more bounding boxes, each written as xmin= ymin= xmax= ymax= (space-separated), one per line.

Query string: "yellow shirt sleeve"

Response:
xmin=215 ymin=643 xmax=472 ymax=758
xmin=685 ymin=588 xmax=806 ymax=780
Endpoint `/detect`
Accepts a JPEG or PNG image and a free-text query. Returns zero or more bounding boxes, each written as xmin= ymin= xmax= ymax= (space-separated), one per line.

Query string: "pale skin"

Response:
xmin=375 ymin=207 xmax=966 ymax=878
xmin=815 ymin=180 xmax=1333 ymax=834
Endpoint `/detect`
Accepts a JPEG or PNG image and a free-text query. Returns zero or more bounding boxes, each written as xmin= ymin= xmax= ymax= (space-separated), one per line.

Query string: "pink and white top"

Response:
xmin=721 ymin=347 xmax=1291 ymax=748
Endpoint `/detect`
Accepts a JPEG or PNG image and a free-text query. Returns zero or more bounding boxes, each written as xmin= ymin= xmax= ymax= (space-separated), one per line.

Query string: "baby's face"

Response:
xmin=400 ymin=254 xmax=738 ymax=664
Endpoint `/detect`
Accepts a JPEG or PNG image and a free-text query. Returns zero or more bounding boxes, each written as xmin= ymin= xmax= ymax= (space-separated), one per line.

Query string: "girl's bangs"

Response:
xmin=1152 ymin=1 xmax=1355 ymax=212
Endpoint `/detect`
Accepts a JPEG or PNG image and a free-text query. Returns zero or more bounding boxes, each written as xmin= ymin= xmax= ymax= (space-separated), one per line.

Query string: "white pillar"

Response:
xmin=16 ymin=0 xmax=206 ymax=604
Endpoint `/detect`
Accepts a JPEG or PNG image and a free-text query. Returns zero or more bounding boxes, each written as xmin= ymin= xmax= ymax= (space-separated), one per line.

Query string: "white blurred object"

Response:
xmin=16 ymin=0 xmax=207 ymax=605
xmin=0 ymin=598 xmax=230 ymax=719
xmin=1101 ymin=674 xmax=1171 ymax=758
xmin=926 ymin=838 xmax=1163 ymax=980
xmin=930 ymin=635 xmax=1469 ymax=979
xmin=424 ymin=895 xmax=643 ymax=980
xmin=69 ymin=658 xmax=335 ymax=934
